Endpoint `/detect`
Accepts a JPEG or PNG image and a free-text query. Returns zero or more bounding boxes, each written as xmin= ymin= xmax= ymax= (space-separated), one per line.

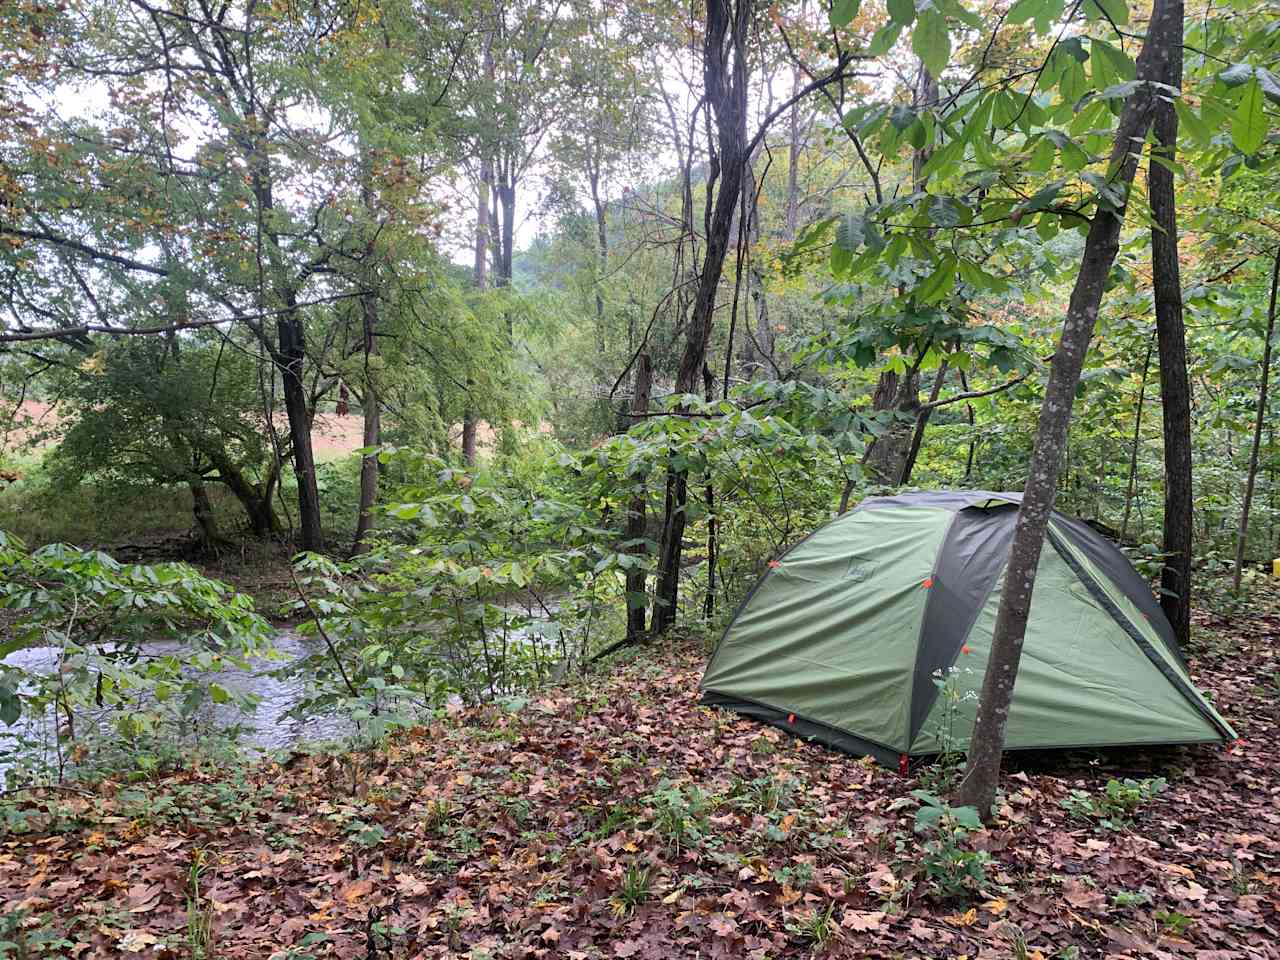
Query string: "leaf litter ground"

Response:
xmin=2 ymin=596 xmax=1278 ymax=959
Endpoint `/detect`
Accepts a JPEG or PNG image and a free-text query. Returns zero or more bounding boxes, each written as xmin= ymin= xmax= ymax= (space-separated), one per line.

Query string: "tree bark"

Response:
xmin=625 ymin=353 xmax=653 ymax=643
xmin=899 ymin=359 xmax=949 ymax=485
xmin=1233 ymin=248 xmax=1280 ymax=591
xmin=1148 ymin=0 xmax=1193 ymax=647
xmin=352 ymin=302 xmax=381 ymax=554
xmin=589 ymin=154 xmax=609 ymax=335
xmin=190 ymin=482 xmax=221 ymax=548
xmin=1121 ymin=337 xmax=1154 ymax=541
xmin=464 ymin=129 xmax=493 ymax=468
xmin=206 ymin=450 xmax=278 ymax=538
xmin=352 ymin=154 xmax=383 ymax=555
xmin=652 ymin=0 xmax=752 ymax=634
xmin=955 ymin=0 xmax=1178 ymax=817
xmin=865 ymin=369 xmax=921 ymax=484
xmin=278 ymin=311 xmax=324 ymax=551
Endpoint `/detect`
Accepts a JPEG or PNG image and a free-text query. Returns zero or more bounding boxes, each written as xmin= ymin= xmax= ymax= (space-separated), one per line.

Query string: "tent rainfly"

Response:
xmin=700 ymin=491 xmax=1236 ymax=766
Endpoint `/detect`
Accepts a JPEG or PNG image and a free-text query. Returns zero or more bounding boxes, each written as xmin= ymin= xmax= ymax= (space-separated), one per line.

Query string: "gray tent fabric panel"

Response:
xmin=855 ymin=490 xmax=1022 ymax=513
xmin=1050 ymin=514 xmax=1186 ymax=667
xmin=908 ymin=503 xmax=1018 ymax=741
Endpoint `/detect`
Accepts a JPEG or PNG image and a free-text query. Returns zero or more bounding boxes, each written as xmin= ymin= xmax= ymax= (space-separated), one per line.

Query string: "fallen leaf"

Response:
xmin=1172 ymin=880 xmax=1208 ymax=902
xmin=117 ymin=929 xmax=159 ymax=952
xmin=842 ymin=910 xmax=884 ymax=931
xmin=341 ymin=879 xmax=374 ymax=904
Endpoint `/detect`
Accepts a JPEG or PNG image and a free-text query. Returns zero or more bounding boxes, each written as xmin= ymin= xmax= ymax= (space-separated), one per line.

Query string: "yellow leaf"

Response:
xmin=943 ymin=908 xmax=978 ymax=927
xmin=983 ymin=897 xmax=1008 ymax=915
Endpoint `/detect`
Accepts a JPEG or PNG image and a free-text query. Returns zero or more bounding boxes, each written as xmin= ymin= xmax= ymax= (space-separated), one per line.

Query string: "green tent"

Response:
xmin=701 ymin=491 xmax=1235 ymax=765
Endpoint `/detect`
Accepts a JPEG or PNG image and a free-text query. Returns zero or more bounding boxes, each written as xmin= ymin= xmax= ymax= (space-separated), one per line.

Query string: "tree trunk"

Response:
xmin=899 ymin=359 xmax=949 ymax=485
xmin=464 ymin=142 xmax=493 ymax=468
xmin=1149 ymin=0 xmax=1193 ymax=647
xmin=209 ymin=452 xmax=278 ymax=538
xmin=495 ymin=176 xmax=516 ymax=288
xmin=1121 ymin=337 xmax=1154 ymax=540
xmin=1233 ymin=248 xmax=1280 ymax=591
xmin=279 ymin=312 xmax=324 ymax=551
xmin=652 ymin=0 xmax=752 ymax=635
xmin=740 ymin=157 xmax=773 ymax=379
xmin=959 ymin=369 xmax=978 ymax=482
xmin=352 ymin=302 xmax=381 ymax=555
xmin=190 ymin=482 xmax=221 ymax=547
xmin=864 ymin=369 xmax=921 ymax=484
xmin=864 ymin=65 xmax=938 ymax=486
xmin=625 ymin=353 xmax=653 ymax=643
xmin=352 ymin=155 xmax=383 ymax=556
xmin=589 ymin=156 xmax=609 ymax=337
xmin=955 ymin=0 xmax=1177 ymax=817
xmin=785 ymin=62 xmax=802 ymax=238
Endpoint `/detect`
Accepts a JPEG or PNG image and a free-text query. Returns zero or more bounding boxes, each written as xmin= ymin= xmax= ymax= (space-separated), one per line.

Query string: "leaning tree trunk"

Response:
xmin=955 ymin=0 xmax=1178 ymax=817
xmin=1149 ymin=0 xmax=1193 ymax=648
xmin=1232 ymin=248 xmax=1280 ymax=591
xmin=652 ymin=0 xmax=752 ymax=635
xmin=1121 ymin=337 xmax=1154 ymax=540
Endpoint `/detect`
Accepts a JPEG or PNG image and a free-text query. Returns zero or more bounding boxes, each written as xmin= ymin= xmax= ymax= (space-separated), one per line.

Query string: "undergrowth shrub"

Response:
xmin=911 ymin=790 xmax=992 ymax=899
xmin=1060 ymin=777 xmax=1166 ymax=830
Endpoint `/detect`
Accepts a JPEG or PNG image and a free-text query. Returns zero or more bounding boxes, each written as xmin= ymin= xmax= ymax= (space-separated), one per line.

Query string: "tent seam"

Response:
xmin=906 ymin=509 xmax=961 ymax=748
xmin=1045 ymin=528 xmax=1234 ymax=741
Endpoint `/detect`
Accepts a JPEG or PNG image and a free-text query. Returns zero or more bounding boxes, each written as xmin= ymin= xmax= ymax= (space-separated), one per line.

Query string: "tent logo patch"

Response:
xmin=845 ymin=556 xmax=875 ymax=583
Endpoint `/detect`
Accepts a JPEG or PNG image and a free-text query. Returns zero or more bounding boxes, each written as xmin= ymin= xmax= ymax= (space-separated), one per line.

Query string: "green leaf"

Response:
xmin=912 ymin=9 xmax=950 ymax=79
xmin=1028 ymin=136 xmax=1057 ymax=172
xmin=1174 ymin=100 xmax=1213 ymax=148
xmin=1086 ymin=0 xmax=1129 ymax=25
xmin=830 ymin=242 xmax=853 ymax=278
xmin=887 ymin=0 xmax=915 ymax=25
xmin=1093 ymin=39 xmax=1136 ymax=83
xmin=830 ymin=0 xmax=861 ymax=26
xmin=1219 ymin=66 xmax=1280 ymax=106
xmin=927 ymin=195 xmax=967 ymax=227
xmin=1231 ymin=78 xmax=1266 ymax=155
xmin=1006 ymin=0 xmax=1047 ymax=25
xmin=916 ymin=256 xmax=958 ymax=303
xmin=868 ymin=21 xmax=904 ymax=56
xmin=1033 ymin=0 xmax=1066 ymax=33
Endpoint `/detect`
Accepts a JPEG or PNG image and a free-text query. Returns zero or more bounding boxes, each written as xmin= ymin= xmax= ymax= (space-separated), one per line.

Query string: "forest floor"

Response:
xmin=2 ymin=590 xmax=1278 ymax=959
